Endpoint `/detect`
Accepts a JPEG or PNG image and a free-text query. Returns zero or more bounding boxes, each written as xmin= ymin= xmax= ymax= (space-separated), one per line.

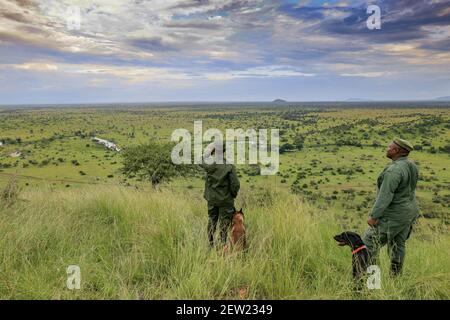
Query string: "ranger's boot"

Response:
xmin=390 ymin=261 xmax=403 ymax=276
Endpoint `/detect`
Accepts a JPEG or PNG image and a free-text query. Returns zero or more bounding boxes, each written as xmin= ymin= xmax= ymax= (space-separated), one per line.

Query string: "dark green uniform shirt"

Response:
xmin=200 ymin=163 xmax=240 ymax=207
xmin=370 ymin=156 xmax=420 ymax=222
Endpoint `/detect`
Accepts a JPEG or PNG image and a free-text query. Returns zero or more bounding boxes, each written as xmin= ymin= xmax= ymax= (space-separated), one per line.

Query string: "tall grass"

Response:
xmin=0 ymin=175 xmax=21 ymax=208
xmin=0 ymin=184 xmax=448 ymax=299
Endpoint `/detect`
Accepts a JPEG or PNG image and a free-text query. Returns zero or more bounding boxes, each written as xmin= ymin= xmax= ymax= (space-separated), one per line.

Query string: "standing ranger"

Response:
xmin=200 ymin=144 xmax=240 ymax=248
xmin=363 ymin=138 xmax=420 ymax=275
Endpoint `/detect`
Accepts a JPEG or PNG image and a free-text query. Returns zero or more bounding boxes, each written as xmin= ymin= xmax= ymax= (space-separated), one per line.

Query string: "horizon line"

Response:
xmin=1 ymin=99 xmax=450 ymax=107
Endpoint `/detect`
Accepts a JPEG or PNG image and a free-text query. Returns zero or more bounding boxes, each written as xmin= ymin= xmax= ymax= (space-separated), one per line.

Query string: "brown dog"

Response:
xmin=223 ymin=208 xmax=246 ymax=254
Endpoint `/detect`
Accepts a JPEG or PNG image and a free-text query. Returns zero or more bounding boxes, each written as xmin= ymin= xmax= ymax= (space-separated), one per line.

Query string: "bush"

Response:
xmin=279 ymin=143 xmax=296 ymax=154
xmin=245 ymin=164 xmax=261 ymax=176
xmin=0 ymin=175 xmax=21 ymax=207
xmin=438 ymin=145 xmax=450 ymax=154
xmin=372 ymin=140 xmax=381 ymax=147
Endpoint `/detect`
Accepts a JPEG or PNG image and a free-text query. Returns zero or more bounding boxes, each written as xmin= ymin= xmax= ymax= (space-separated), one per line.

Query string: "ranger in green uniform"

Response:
xmin=363 ymin=138 xmax=420 ymax=275
xmin=200 ymin=145 xmax=240 ymax=248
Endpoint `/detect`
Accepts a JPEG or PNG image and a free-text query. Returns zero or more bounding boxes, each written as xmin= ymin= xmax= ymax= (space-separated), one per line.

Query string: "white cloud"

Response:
xmin=0 ymin=0 xmax=448 ymax=89
xmin=2 ymin=60 xmax=314 ymax=85
xmin=13 ymin=62 xmax=59 ymax=71
xmin=340 ymin=71 xmax=393 ymax=78
xmin=206 ymin=65 xmax=315 ymax=80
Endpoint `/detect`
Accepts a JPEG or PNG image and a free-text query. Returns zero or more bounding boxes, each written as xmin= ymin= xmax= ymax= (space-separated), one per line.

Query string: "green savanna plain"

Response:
xmin=0 ymin=104 xmax=448 ymax=299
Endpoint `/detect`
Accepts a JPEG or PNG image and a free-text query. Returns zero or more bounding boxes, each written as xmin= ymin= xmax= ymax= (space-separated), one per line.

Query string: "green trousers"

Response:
xmin=207 ymin=204 xmax=234 ymax=247
xmin=363 ymin=218 xmax=413 ymax=273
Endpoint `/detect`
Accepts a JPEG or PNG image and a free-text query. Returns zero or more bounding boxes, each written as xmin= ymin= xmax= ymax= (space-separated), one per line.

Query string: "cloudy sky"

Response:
xmin=0 ymin=0 xmax=449 ymax=104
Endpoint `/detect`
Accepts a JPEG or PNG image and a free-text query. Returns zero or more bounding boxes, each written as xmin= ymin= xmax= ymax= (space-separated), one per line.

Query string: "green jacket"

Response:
xmin=370 ymin=156 xmax=420 ymax=222
xmin=200 ymin=163 xmax=240 ymax=207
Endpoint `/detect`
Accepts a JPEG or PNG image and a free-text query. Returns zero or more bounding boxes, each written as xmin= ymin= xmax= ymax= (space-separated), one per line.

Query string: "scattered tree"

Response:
xmin=121 ymin=141 xmax=195 ymax=187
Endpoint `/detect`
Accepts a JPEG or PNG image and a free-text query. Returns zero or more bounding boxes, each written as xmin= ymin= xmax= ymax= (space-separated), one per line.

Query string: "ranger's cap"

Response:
xmin=393 ymin=138 xmax=414 ymax=152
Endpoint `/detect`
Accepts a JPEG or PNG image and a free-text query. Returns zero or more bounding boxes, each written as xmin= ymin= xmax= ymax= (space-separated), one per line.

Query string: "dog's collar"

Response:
xmin=352 ymin=245 xmax=367 ymax=255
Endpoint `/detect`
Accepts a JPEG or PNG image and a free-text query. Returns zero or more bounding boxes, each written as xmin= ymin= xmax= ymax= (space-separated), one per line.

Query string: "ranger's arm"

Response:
xmin=370 ymin=171 xmax=401 ymax=219
xmin=229 ymin=165 xmax=240 ymax=198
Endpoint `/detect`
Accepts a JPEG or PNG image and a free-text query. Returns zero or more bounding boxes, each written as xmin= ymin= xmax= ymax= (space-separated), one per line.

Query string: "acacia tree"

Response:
xmin=122 ymin=142 xmax=195 ymax=187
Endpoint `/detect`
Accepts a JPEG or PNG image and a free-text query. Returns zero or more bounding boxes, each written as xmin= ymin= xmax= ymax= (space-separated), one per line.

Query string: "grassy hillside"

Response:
xmin=0 ymin=184 xmax=448 ymax=299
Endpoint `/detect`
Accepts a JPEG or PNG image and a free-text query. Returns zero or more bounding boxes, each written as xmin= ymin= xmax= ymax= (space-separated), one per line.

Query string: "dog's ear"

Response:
xmin=239 ymin=208 xmax=243 ymax=215
xmin=342 ymin=232 xmax=361 ymax=247
xmin=347 ymin=232 xmax=363 ymax=246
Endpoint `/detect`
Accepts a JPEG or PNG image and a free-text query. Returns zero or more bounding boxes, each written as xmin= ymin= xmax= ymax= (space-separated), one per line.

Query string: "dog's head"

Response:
xmin=232 ymin=208 xmax=244 ymax=225
xmin=334 ymin=231 xmax=364 ymax=249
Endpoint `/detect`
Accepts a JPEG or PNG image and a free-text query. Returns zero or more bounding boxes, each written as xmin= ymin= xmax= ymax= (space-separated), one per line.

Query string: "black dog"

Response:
xmin=334 ymin=231 xmax=369 ymax=283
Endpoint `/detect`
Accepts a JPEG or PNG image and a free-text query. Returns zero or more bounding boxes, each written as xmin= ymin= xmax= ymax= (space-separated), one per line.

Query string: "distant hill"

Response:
xmin=435 ymin=96 xmax=450 ymax=101
xmin=272 ymin=99 xmax=287 ymax=103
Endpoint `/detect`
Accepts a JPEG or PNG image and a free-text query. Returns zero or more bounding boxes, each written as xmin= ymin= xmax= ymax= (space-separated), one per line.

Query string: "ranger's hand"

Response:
xmin=367 ymin=217 xmax=378 ymax=226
